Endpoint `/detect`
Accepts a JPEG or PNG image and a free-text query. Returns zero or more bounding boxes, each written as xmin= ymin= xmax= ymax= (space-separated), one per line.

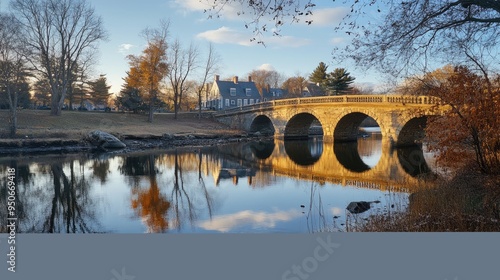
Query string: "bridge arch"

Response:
xmin=249 ymin=115 xmax=275 ymax=136
xmin=284 ymin=112 xmax=323 ymax=140
xmin=334 ymin=112 xmax=382 ymax=142
xmin=396 ymin=116 xmax=427 ymax=146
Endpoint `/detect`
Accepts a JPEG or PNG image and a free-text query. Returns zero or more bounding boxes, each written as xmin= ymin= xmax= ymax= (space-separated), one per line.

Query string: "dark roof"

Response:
xmin=215 ymin=79 xmax=261 ymax=100
xmin=303 ymin=83 xmax=326 ymax=96
xmin=262 ymin=87 xmax=287 ymax=99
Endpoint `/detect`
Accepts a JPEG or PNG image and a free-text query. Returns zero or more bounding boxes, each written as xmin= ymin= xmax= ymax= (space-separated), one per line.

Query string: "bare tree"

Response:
xmin=10 ymin=0 xmax=107 ymax=116
xmin=247 ymin=69 xmax=283 ymax=95
xmin=196 ymin=43 xmax=220 ymax=118
xmin=200 ymin=0 xmax=316 ymax=42
xmin=166 ymin=40 xmax=199 ymax=119
xmin=338 ymin=0 xmax=500 ymax=77
xmin=0 ymin=13 xmax=28 ymax=136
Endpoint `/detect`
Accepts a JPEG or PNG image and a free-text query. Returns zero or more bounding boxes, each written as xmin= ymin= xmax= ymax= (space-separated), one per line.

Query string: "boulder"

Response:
xmin=87 ymin=130 xmax=126 ymax=149
xmin=346 ymin=200 xmax=381 ymax=214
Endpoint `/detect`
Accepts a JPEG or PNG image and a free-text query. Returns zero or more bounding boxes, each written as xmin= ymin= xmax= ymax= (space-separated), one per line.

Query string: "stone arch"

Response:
xmin=284 ymin=112 xmax=323 ymax=140
xmin=396 ymin=116 xmax=427 ymax=147
xmin=249 ymin=114 xmax=275 ymax=136
xmin=334 ymin=112 xmax=381 ymax=142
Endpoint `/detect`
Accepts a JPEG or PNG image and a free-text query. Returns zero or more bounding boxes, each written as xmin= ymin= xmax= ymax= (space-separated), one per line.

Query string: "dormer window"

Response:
xmin=230 ymin=88 xmax=236 ymax=96
xmin=245 ymin=88 xmax=252 ymax=96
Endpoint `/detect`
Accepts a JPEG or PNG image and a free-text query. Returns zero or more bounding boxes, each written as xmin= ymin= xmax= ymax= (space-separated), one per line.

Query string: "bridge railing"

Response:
xmin=215 ymin=94 xmax=440 ymax=115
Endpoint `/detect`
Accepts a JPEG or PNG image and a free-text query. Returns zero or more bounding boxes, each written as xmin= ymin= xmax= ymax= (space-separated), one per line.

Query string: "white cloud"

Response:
xmin=174 ymin=1 xmax=347 ymax=28
xmin=118 ymin=43 xmax=135 ymax=55
xmin=305 ymin=7 xmax=348 ymax=27
xmin=258 ymin=63 xmax=275 ymax=72
xmin=196 ymin=26 xmax=254 ymax=46
xmin=198 ymin=209 xmax=302 ymax=232
xmin=197 ymin=27 xmax=311 ymax=47
xmin=173 ymin=0 xmax=250 ymax=21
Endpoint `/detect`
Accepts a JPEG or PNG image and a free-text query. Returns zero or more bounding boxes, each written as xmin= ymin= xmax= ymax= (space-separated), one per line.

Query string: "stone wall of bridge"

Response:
xmin=215 ymin=95 xmax=444 ymax=147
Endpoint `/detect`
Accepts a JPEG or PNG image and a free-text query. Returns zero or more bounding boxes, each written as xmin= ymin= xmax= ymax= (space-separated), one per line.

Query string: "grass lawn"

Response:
xmin=0 ymin=109 xmax=240 ymax=140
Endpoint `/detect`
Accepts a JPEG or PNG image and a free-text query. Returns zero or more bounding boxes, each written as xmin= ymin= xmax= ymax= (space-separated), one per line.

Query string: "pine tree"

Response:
xmin=89 ymin=75 xmax=112 ymax=107
xmin=309 ymin=62 xmax=328 ymax=86
xmin=324 ymin=68 xmax=355 ymax=95
xmin=116 ymin=85 xmax=147 ymax=113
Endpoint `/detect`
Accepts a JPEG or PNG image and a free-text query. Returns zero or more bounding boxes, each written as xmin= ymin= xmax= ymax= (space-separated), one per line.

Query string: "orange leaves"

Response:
xmin=424 ymin=66 xmax=500 ymax=174
xmin=131 ymin=178 xmax=171 ymax=233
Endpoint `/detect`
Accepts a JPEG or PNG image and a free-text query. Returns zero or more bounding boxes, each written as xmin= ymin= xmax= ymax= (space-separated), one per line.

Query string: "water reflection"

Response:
xmin=334 ymin=142 xmax=371 ymax=172
xmin=284 ymin=138 xmax=323 ymax=166
xmin=0 ymin=133 xmax=435 ymax=233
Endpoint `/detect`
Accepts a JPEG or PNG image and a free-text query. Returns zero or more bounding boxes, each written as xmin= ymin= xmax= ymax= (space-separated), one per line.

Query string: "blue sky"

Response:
xmin=90 ymin=0 xmax=388 ymax=94
xmin=2 ymin=0 xmax=383 ymax=94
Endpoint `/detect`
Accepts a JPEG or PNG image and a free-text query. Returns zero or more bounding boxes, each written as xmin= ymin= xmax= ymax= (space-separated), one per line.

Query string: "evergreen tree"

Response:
xmin=89 ymin=75 xmax=112 ymax=107
xmin=324 ymin=68 xmax=355 ymax=95
xmin=309 ymin=62 xmax=328 ymax=86
xmin=116 ymin=85 xmax=147 ymax=113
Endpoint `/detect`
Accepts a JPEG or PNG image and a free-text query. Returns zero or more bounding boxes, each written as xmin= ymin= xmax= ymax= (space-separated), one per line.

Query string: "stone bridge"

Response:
xmin=215 ymin=95 xmax=443 ymax=146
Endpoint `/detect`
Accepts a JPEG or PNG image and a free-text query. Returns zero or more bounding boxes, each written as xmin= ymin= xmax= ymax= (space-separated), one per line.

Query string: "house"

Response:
xmin=261 ymin=84 xmax=287 ymax=102
xmin=302 ymin=83 xmax=326 ymax=97
xmin=204 ymin=75 xmax=261 ymax=110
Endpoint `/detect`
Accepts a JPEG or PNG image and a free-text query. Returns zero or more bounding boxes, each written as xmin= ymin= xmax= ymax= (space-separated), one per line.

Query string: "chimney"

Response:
xmin=233 ymin=76 xmax=238 ymax=84
xmin=248 ymin=76 xmax=252 ymax=82
xmin=215 ymin=75 xmax=220 ymax=81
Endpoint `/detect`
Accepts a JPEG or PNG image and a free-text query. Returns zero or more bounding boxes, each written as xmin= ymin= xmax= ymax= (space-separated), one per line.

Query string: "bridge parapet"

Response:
xmin=215 ymin=94 xmax=440 ymax=116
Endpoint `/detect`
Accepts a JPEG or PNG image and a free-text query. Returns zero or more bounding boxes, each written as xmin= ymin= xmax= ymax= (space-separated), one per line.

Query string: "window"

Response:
xmin=231 ymin=100 xmax=236 ymax=105
xmin=249 ymin=99 xmax=254 ymax=105
xmin=225 ymin=99 xmax=230 ymax=107
xmin=256 ymin=99 xmax=260 ymax=103
xmin=237 ymin=99 xmax=242 ymax=107
xmin=243 ymin=99 xmax=248 ymax=106
xmin=245 ymin=88 xmax=252 ymax=96
xmin=230 ymin=88 xmax=236 ymax=96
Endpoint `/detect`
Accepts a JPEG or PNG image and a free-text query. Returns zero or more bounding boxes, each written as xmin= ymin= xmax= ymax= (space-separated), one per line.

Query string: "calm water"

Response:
xmin=0 ymin=131 xmax=436 ymax=233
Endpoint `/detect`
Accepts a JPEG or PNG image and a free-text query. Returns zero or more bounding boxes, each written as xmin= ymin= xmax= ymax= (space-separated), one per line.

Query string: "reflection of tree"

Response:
xmin=42 ymin=162 xmax=100 ymax=233
xmin=119 ymin=155 xmax=158 ymax=187
xmin=131 ymin=155 xmax=170 ymax=233
xmin=125 ymin=150 xmax=217 ymax=232
xmin=198 ymin=150 xmax=214 ymax=219
xmin=171 ymin=150 xmax=196 ymax=230
xmin=90 ymin=159 xmax=110 ymax=184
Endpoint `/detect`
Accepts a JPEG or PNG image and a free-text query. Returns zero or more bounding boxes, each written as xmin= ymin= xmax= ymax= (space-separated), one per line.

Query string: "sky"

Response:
xmin=1 ymin=0 xmax=384 ymax=94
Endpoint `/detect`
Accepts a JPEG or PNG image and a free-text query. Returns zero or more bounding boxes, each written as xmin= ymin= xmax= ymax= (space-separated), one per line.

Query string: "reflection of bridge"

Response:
xmin=218 ymin=139 xmax=434 ymax=192
xmin=215 ymin=95 xmax=444 ymax=146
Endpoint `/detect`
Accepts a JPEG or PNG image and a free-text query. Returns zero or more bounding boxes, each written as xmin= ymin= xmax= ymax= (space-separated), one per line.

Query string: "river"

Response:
xmin=0 ymin=129 xmax=436 ymax=233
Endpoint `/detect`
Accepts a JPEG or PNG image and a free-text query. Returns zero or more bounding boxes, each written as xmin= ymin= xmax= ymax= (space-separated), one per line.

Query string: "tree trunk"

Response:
xmin=148 ymin=98 xmax=154 ymax=123
xmin=198 ymin=92 xmax=202 ymax=119
xmin=9 ymin=107 xmax=17 ymax=137
xmin=51 ymin=95 xmax=61 ymax=116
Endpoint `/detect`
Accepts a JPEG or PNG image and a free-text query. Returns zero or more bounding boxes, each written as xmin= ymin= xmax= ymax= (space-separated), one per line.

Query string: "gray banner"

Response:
xmin=0 ymin=233 xmax=498 ymax=279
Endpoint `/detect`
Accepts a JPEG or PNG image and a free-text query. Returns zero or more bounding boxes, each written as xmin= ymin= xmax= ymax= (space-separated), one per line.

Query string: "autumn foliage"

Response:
xmin=419 ymin=66 xmax=500 ymax=174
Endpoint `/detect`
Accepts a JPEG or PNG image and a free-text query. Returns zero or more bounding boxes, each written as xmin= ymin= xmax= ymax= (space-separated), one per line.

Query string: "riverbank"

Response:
xmin=0 ymin=110 xmax=247 ymax=155
xmin=356 ymin=165 xmax=500 ymax=232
